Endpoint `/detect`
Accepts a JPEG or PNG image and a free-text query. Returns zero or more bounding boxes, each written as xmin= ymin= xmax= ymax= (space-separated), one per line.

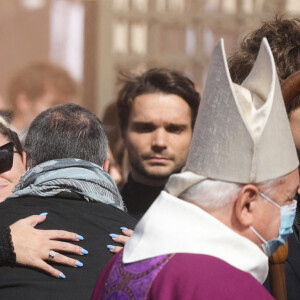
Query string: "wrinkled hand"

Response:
xmin=108 ymin=228 xmax=134 ymax=254
xmin=10 ymin=214 xmax=86 ymax=278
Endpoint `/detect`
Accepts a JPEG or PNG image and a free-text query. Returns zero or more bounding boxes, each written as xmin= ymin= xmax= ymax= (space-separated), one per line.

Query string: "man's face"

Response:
xmin=123 ymin=93 xmax=193 ymax=186
xmin=252 ymin=169 xmax=299 ymax=244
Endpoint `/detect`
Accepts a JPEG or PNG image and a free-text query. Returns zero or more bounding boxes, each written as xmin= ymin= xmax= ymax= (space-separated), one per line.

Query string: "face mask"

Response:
xmin=250 ymin=192 xmax=297 ymax=257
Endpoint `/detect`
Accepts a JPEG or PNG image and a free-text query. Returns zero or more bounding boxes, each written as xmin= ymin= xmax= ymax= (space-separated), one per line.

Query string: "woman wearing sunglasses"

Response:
xmin=0 ymin=120 xmax=85 ymax=278
xmin=0 ymin=123 xmax=26 ymax=202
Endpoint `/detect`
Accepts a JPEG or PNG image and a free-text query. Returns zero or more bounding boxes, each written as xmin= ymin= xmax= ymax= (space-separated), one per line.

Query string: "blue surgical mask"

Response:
xmin=250 ymin=192 xmax=297 ymax=257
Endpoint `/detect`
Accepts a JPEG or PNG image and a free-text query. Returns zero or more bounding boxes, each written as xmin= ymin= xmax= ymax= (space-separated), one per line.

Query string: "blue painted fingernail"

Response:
xmin=59 ymin=273 xmax=66 ymax=279
xmin=107 ymin=245 xmax=114 ymax=250
xmin=40 ymin=212 xmax=48 ymax=216
xmin=76 ymin=261 xmax=83 ymax=267
xmin=81 ymin=248 xmax=88 ymax=255
xmin=120 ymin=227 xmax=128 ymax=231
xmin=77 ymin=235 xmax=84 ymax=240
xmin=109 ymin=233 xmax=118 ymax=238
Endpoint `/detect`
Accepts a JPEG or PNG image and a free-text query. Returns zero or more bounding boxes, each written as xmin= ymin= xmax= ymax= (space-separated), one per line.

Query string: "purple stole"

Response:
xmin=102 ymin=253 xmax=171 ymax=299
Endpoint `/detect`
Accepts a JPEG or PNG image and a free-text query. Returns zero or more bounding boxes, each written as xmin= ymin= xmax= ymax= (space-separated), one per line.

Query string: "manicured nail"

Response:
xmin=76 ymin=261 xmax=83 ymax=267
xmin=109 ymin=233 xmax=118 ymax=238
xmin=40 ymin=212 xmax=48 ymax=216
xmin=81 ymin=248 xmax=88 ymax=255
xmin=77 ymin=235 xmax=84 ymax=241
xmin=120 ymin=227 xmax=128 ymax=231
xmin=59 ymin=273 xmax=66 ymax=279
xmin=107 ymin=245 xmax=115 ymax=250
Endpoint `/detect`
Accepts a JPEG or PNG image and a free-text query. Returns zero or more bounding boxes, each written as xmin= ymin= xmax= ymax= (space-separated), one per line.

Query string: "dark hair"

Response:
xmin=117 ymin=68 xmax=200 ymax=133
xmin=0 ymin=122 xmax=23 ymax=156
xmin=228 ymin=16 xmax=300 ymax=115
xmin=24 ymin=103 xmax=108 ymax=168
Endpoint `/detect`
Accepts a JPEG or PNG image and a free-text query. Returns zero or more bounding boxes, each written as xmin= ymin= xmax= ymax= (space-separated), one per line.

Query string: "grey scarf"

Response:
xmin=8 ymin=158 xmax=126 ymax=211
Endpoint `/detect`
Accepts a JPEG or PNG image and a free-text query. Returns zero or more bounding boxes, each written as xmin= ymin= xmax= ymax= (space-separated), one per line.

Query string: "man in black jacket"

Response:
xmin=0 ymin=103 xmax=136 ymax=300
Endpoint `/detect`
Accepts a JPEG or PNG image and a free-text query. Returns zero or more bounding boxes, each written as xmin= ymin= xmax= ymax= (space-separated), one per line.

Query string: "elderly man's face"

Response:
xmin=123 ymin=93 xmax=193 ymax=186
xmin=252 ymin=169 xmax=299 ymax=245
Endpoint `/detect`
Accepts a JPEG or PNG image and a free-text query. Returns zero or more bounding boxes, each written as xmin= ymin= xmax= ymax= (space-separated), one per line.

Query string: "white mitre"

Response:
xmin=165 ymin=38 xmax=298 ymax=196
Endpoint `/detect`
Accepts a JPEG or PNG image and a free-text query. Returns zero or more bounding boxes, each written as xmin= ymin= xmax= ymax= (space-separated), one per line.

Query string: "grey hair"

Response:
xmin=256 ymin=174 xmax=286 ymax=198
xmin=179 ymin=174 xmax=287 ymax=210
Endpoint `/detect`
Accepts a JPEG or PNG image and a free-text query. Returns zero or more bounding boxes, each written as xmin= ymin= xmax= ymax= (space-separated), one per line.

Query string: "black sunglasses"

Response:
xmin=0 ymin=142 xmax=15 ymax=174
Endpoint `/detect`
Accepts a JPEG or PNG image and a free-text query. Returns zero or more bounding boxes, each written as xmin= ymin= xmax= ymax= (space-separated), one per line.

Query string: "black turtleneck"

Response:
xmin=121 ymin=174 xmax=164 ymax=220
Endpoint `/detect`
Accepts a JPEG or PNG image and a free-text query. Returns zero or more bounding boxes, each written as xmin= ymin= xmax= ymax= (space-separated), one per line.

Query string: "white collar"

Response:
xmin=123 ymin=191 xmax=268 ymax=283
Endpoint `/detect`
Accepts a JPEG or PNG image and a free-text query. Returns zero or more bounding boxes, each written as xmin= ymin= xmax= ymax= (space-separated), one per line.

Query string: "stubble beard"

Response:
xmin=130 ymin=157 xmax=185 ymax=182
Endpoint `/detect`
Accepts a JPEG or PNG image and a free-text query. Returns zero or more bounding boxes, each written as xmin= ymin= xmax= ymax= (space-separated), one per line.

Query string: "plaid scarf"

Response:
xmin=8 ymin=158 xmax=125 ymax=211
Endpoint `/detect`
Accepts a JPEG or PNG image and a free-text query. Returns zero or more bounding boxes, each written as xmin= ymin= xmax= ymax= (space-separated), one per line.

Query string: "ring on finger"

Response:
xmin=48 ymin=250 xmax=56 ymax=261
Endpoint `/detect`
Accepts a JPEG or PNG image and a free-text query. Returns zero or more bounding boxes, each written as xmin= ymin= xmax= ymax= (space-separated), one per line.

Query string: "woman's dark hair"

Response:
xmin=0 ymin=122 xmax=23 ymax=156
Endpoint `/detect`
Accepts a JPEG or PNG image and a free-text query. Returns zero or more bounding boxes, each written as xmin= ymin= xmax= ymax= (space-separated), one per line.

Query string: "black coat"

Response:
xmin=0 ymin=193 xmax=137 ymax=300
xmin=285 ymin=233 xmax=300 ymax=300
